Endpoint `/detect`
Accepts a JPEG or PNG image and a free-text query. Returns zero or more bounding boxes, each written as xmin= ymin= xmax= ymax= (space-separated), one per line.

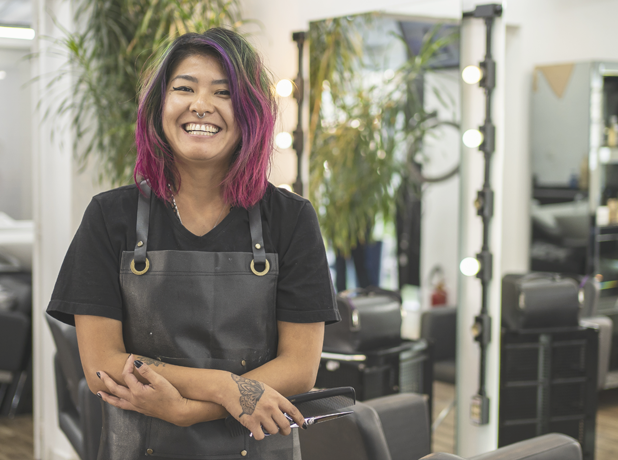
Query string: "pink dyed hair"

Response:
xmin=134 ymin=29 xmax=277 ymax=208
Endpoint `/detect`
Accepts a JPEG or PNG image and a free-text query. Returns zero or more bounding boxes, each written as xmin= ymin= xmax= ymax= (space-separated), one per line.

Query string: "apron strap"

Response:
xmin=133 ymin=181 xmax=151 ymax=270
xmin=248 ymin=203 xmax=268 ymax=274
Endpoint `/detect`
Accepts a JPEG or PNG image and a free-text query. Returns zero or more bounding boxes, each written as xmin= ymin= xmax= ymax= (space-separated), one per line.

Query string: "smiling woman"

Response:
xmin=162 ymin=54 xmax=241 ymax=168
xmin=46 ymin=28 xmax=339 ymax=460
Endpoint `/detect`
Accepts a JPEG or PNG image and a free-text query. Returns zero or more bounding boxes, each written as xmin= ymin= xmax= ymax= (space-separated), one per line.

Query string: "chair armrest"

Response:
xmin=421 ymin=434 xmax=581 ymax=460
xmin=470 ymin=434 xmax=581 ymax=460
xmin=364 ymin=393 xmax=431 ymax=460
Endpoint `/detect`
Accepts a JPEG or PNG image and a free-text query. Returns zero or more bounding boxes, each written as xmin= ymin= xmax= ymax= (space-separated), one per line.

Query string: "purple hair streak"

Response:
xmin=134 ymin=29 xmax=277 ymax=208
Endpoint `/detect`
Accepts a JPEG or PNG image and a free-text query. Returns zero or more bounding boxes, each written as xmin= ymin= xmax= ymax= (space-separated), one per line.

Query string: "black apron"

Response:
xmin=97 ymin=183 xmax=301 ymax=459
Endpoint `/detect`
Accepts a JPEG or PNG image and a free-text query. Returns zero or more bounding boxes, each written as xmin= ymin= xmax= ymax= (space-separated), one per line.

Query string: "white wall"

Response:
xmin=32 ymin=1 xmax=108 ymax=458
xmin=0 ymin=44 xmax=33 ymax=220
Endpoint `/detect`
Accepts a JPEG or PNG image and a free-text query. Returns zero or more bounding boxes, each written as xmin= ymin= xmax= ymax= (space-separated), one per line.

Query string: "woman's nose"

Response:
xmin=190 ymin=93 xmax=214 ymax=115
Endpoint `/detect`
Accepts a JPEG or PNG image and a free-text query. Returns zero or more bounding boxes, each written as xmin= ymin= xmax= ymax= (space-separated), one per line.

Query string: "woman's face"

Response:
xmin=162 ymin=53 xmax=241 ymax=168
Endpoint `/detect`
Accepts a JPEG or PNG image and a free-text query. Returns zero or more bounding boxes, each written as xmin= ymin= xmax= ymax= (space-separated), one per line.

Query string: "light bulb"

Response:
xmin=275 ymin=132 xmax=293 ymax=149
xmin=460 ymin=257 xmax=481 ymax=277
xmin=463 ymin=129 xmax=483 ymax=148
xmin=0 ymin=26 xmax=35 ymax=40
xmin=462 ymin=65 xmax=482 ymax=84
xmin=276 ymin=79 xmax=294 ymax=97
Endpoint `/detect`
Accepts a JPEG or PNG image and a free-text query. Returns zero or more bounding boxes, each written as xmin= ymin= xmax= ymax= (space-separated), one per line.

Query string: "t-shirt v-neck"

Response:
xmin=47 ymin=182 xmax=340 ymax=327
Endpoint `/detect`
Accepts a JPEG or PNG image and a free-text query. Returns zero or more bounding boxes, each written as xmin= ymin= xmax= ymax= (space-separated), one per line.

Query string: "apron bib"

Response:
xmin=97 ymin=183 xmax=300 ymax=460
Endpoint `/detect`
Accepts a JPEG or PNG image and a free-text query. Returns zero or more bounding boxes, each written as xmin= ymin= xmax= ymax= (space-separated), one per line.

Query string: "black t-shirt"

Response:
xmin=47 ymin=182 xmax=340 ymax=326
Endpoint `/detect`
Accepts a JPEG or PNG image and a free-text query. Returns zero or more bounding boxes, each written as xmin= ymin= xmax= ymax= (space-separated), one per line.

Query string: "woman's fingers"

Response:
xmin=97 ymin=390 xmax=140 ymax=412
xmin=121 ymin=354 xmax=139 ymax=385
xmin=282 ymin=401 xmax=305 ymax=432
xmin=97 ymin=370 xmax=132 ymax=400
xmin=132 ymin=359 xmax=164 ymax=387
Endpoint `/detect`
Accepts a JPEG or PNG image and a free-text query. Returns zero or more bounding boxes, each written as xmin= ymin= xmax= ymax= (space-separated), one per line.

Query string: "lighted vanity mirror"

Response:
xmin=308 ymin=11 xmax=461 ymax=453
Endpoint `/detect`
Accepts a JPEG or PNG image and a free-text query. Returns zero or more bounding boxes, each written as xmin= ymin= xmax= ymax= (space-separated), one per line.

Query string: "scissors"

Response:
xmin=251 ymin=410 xmax=354 ymax=437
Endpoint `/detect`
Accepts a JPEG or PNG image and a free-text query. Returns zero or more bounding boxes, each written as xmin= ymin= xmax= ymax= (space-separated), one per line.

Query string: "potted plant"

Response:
xmin=308 ymin=14 xmax=459 ymax=289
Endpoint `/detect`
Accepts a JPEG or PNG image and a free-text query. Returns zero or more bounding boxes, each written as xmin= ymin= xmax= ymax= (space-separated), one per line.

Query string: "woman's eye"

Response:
xmin=172 ymin=86 xmax=192 ymax=92
xmin=217 ymin=90 xmax=231 ymax=96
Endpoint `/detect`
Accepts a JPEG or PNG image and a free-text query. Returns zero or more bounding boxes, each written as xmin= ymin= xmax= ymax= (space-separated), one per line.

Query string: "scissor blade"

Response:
xmin=254 ymin=410 xmax=354 ymax=437
xmin=290 ymin=410 xmax=354 ymax=428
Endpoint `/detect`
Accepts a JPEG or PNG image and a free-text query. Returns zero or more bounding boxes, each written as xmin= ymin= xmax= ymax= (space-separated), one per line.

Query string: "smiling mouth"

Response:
xmin=183 ymin=123 xmax=221 ymax=136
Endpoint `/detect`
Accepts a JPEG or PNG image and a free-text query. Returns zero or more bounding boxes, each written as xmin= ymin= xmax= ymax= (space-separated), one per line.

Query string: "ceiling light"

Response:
xmin=275 ymin=132 xmax=293 ymax=149
xmin=460 ymin=257 xmax=481 ymax=277
xmin=276 ymin=79 xmax=294 ymax=97
xmin=0 ymin=26 xmax=35 ymax=40
xmin=462 ymin=65 xmax=482 ymax=84
xmin=463 ymin=129 xmax=484 ymax=148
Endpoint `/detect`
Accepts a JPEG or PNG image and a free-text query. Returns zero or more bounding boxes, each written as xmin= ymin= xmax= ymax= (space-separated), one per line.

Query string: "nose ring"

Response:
xmin=196 ymin=112 xmax=206 ymax=119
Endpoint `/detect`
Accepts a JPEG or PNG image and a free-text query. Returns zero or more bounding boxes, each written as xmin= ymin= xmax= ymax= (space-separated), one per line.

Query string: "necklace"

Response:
xmin=168 ymin=185 xmax=226 ymax=230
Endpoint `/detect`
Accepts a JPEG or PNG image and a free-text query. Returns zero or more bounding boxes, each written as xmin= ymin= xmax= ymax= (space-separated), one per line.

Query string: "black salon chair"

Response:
xmin=300 ymin=392 xmax=431 ymax=460
xmin=422 ymin=433 xmax=581 ymax=460
xmin=420 ymin=306 xmax=456 ymax=430
xmin=46 ymin=315 xmax=102 ymax=460
xmin=0 ymin=273 xmax=32 ymax=417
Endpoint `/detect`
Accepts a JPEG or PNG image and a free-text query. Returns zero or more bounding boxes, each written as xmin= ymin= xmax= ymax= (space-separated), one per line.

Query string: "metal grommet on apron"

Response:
xmin=97 ymin=182 xmax=300 ymax=460
xmin=248 ymin=204 xmax=270 ymax=276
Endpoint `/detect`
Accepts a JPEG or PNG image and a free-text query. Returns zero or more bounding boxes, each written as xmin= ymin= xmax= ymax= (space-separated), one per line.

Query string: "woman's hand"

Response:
xmin=97 ymin=354 xmax=195 ymax=426
xmin=220 ymin=373 xmax=306 ymax=440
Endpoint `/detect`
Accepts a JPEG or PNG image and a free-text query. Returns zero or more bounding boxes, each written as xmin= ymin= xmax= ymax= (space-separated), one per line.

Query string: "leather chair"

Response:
xmin=300 ymin=392 xmax=431 ymax=460
xmin=420 ymin=307 xmax=456 ymax=384
xmin=0 ymin=273 xmax=32 ymax=417
xmin=421 ymin=433 xmax=581 ymax=460
xmin=420 ymin=306 xmax=456 ymax=430
xmin=46 ymin=315 xmax=102 ymax=460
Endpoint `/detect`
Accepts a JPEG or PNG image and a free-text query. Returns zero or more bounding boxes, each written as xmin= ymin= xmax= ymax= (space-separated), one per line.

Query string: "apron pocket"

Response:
xmin=145 ymin=418 xmax=248 ymax=459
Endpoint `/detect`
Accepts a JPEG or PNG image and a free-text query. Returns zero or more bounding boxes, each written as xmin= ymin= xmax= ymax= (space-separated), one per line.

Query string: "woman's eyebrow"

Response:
xmin=170 ymin=74 xmax=198 ymax=83
xmin=212 ymin=79 xmax=229 ymax=85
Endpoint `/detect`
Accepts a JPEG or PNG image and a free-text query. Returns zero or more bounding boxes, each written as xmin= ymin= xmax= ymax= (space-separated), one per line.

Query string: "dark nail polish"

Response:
xmin=96 ymin=372 xmax=101 ymax=379
xmin=97 ymin=393 xmax=102 ymax=399
xmin=134 ymin=360 xmax=144 ymax=368
xmin=302 ymin=422 xmax=308 ymax=430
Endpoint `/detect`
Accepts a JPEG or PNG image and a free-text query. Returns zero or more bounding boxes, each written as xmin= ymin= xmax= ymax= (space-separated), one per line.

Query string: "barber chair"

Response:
xmin=422 ymin=433 xmax=581 ymax=460
xmin=299 ymin=392 xmax=431 ymax=460
xmin=46 ymin=315 xmax=102 ymax=460
xmin=0 ymin=273 xmax=32 ymax=417
xmin=420 ymin=306 xmax=456 ymax=430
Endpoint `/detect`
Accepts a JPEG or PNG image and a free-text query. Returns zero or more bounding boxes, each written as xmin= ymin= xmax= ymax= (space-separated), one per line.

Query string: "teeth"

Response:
xmin=185 ymin=123 xmax=220 ymax=133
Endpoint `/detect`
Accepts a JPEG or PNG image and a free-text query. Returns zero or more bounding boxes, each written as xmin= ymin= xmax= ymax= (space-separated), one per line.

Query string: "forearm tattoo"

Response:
xmin=231 ymin=374 xmax=265 ymax=418
xmin=134 ymin=355 xmax=166 ymax=367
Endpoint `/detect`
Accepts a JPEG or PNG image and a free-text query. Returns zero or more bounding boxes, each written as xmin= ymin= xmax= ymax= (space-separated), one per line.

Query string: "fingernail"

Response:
xmin=97 ymin=393 xmax=102 ymax=399
xmin=134 ymin=360 xmax=144 ymax=368
xmin=302 ymin=422 xmax=308 ymax=429
xmin=96 ymin=372 xmax=101 ymax=379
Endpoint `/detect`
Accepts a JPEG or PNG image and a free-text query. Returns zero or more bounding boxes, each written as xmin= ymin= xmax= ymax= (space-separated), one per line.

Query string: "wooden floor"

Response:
xmin=0 ymin=414 xmax=33 ymax=460
xmin=1 ymin=384 xmax=617 ymax=459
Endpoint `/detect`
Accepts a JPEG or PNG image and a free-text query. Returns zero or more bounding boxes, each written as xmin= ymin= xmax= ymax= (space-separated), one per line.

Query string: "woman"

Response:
xmin=47 ymin=28 xmax=339 ymax=460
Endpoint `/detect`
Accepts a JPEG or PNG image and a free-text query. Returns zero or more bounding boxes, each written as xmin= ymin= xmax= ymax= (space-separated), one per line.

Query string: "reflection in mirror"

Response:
xmin=308 ymin=12 xmax=461 ymax=453
xmin=530 ymin=62 xmax=618 ymax=311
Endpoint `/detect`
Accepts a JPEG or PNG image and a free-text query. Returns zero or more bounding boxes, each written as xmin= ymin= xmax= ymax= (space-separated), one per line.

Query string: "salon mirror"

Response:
xmin=308 ymin=7 xmax=461 ymax=452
